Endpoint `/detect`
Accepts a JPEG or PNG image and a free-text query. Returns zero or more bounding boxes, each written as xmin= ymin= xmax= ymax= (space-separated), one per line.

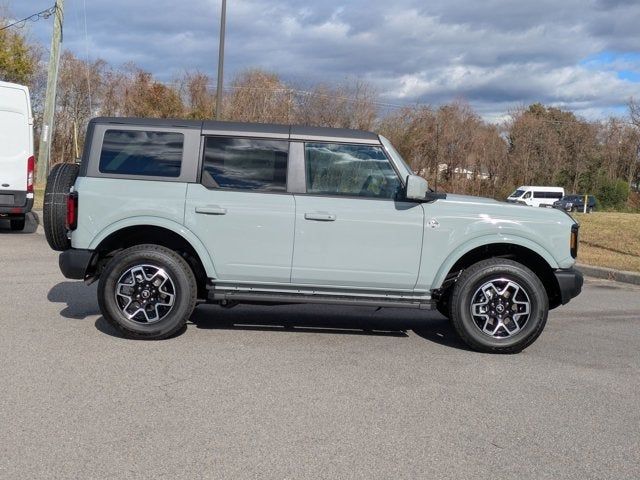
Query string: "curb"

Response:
xmin=577 ymin=263 xmax=640 ymax=286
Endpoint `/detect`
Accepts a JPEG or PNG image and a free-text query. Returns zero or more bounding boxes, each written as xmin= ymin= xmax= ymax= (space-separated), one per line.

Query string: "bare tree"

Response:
xmin=224 ymin=69 xmax=293 ymax=123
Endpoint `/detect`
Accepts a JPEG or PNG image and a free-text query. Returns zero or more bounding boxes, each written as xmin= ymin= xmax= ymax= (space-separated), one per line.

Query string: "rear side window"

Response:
xmin=533 ymin=191 xmax=562 ymax=199
xmin=202 ymin=137 xmax=288 ymax=192
xmin=99 ymin=130 xmax=184 ymax=177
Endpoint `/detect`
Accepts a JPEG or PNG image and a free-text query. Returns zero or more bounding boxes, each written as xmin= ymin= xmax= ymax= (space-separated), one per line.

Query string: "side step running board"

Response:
xmin=208 ymin=286 xmax=434 ymax=310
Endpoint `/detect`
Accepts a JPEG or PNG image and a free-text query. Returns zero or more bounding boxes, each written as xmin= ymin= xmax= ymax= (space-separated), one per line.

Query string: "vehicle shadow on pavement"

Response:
xmin=0 ymin=211 xmax=39 ymax=234
xmin=47 ymin=281 xmax=471 ymax=349
xmin=48 ymin=281 xmax=101 ymax=319
xmin=190 ymin=304 xmax=471 ymax=350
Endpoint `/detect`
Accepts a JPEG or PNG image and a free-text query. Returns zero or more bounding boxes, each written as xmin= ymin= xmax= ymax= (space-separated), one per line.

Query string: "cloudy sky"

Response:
xmin=9 ymin=0 xmax=640 ymax=121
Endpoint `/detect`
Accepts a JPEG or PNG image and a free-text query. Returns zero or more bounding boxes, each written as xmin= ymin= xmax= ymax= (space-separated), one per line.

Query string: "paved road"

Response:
xmin=1 ymin=214 xmax=639 ymax=479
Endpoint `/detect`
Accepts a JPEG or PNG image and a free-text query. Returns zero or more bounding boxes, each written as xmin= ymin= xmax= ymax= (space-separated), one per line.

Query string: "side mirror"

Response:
xmin=405 ymin=174 xmax=429 ymax=201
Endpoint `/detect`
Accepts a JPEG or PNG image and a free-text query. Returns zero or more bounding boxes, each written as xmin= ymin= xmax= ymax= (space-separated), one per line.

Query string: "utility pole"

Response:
xmin=36 ymin=0 xmax=64 ymax=184
xmin=215 ymin=0 xmax=227 ymax=120
xmin=434 ymin=122 xmax=440 ymax=192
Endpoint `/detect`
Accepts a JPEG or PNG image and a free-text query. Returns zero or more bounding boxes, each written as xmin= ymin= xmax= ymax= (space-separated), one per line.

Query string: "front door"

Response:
xmin=291 ymin=142 xmax=424 ymax=290
xmin=185 ymin=136 xmax=294 ymax=283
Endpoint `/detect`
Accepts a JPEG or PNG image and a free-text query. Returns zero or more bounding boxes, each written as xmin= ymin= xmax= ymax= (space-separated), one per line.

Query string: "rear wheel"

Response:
xmin=10 ymin=217 xmax=25 ymax=231
xmin=449 ymin=258 xmax=548 ymax=353
xmin=98 ymin=244 xmax=197 ymax=339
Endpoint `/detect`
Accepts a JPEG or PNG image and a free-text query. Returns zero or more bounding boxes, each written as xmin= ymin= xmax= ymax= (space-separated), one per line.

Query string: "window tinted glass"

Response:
xmin=305 ymin=143 xmax=401 ymax=199
xmin=202 ymin=137 xmax=288 ymax=191
xmin=99 ymin=130 xmax=183 ymax=177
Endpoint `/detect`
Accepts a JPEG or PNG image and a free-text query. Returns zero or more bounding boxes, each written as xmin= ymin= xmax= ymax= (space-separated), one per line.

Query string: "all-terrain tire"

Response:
xmin=43 ymin=163 xmax=79 ymax=251
xmin=98 ymin=244 xmax=197 ymax=340
xmin=10 ymin=217 xmax=25 ymax=231
xmin=449 ymin=258 xmax=548 ymax=354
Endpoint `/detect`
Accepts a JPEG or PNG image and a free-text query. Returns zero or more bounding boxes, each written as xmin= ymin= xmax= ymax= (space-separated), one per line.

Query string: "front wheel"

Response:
xmin=98 ymin=244 xmax=197 ymax=339
xmin=449 ymin=258 xmax=548 ymax=353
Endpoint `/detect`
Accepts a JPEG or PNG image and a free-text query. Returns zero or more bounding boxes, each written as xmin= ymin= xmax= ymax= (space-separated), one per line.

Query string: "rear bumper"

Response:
xmin=0 ymin=190 xmax=33 ymax=217
xmin=59 ymin=249 xmax=95 ymax=280
xmin=554 ymin=267 xmax=584 ymax=305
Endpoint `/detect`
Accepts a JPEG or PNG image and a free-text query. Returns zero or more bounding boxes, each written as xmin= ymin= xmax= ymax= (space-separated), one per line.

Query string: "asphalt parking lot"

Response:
xmin=1 ymin=214 xmax=639 ymax=479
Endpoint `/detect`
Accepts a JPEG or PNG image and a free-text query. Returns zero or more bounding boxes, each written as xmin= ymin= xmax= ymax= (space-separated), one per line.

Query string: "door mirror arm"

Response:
xmin=423 ymin=191 xmax=447 ymax=202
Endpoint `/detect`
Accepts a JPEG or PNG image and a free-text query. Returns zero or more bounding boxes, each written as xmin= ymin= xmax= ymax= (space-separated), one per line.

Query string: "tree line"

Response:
xmin=2 ymin=13 xmax=639 ymax=210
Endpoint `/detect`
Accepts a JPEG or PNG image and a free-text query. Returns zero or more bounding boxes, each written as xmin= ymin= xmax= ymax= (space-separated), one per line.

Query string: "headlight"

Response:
xmin=570 ymin=224 xmax=579 ymax=258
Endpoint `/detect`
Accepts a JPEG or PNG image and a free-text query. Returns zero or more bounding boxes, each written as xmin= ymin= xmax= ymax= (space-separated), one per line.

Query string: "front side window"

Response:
xmin=305 ymin=143 xmax=401 ymax=199
xmin=99 ymin=130 xmax=183 ymax=177
xmin=202 ymin=137 xmax=288 ymax=192
xmin=523 ymin=191 xmax=531 ymax=199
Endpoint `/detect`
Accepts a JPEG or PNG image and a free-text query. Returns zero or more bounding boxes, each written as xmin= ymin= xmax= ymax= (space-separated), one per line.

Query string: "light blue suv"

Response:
xmin=44 ymin=117 xmax=583 ymax=352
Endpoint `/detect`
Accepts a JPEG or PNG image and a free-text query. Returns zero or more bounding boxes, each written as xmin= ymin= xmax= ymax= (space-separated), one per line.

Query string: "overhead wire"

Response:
xmin=0 ymin=5 xmax=57 ymax=32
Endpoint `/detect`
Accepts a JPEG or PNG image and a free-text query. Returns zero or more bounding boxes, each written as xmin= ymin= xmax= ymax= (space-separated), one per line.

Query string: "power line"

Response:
xmin=0 ymin=5 xmax=57 ymax=32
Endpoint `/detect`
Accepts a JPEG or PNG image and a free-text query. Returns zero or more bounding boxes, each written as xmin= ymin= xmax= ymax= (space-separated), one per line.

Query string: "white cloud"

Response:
xmin=9 ymin=0 xmax=640 ymax=119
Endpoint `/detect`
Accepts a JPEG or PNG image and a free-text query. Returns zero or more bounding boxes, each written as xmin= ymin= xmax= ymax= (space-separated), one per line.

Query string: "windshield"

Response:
xmin=509 ymin=189 xmax=526 ymax=198
xmin=379 ymin=135 xmax=413 ymax=179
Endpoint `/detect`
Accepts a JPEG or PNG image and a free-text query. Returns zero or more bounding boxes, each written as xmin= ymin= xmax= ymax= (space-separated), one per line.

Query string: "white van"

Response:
xmin=0 ymin=81 xmax=34 ymax=231
xmin=507 ymin=186 xmax=565 ymax=208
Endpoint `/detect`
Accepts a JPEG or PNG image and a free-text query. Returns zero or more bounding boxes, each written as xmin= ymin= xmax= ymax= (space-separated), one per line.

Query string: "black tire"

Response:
xmin=10 ymin=217 xmax=25 ymax=231
xmin=587 ymin=206 xmax=593 ymax=213
xmin=43 ymin=162 xmax=79 ymax=251
xmin=98 ymin=244 xmax=197 ymax=340
xmin=449 ymin=258 xmax=548 ymax=354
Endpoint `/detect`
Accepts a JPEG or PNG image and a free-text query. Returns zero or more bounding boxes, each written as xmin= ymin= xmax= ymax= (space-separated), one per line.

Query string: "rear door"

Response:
xmin=0 ymin=83 xmax=32 ymax=198
xmin=184 ymin=136 xmax=295 ymax=283
xmin=291 ymin=142 xmax=424 ymax=290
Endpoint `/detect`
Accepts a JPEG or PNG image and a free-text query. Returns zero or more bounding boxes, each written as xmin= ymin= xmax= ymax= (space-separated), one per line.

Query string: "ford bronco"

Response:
xmin=44 ymin=117 xmax=583 ymax=352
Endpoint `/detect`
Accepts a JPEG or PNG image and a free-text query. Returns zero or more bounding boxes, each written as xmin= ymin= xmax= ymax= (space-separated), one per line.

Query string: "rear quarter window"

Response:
xmin=99 ymin=130 xmax=184 ymax=177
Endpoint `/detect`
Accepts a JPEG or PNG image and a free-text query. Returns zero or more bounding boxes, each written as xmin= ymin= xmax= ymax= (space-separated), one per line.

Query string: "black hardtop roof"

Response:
xmin=90 ymin=117 xmax=380 ymax=143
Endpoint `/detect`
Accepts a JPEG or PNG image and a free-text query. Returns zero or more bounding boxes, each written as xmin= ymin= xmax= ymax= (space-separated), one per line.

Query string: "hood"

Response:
xmin=438 ymin=192 xmax=576 ymax=225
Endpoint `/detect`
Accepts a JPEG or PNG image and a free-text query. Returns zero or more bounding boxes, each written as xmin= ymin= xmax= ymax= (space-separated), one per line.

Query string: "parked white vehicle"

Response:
xmin=0 ymin=81 xmax=34 ymax=230
xmin=507 ymin=186 xmax=565 ymax=208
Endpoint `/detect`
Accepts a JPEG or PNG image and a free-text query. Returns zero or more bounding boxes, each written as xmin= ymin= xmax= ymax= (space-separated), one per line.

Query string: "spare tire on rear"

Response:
xmin=44 ymin=163 xmax=79 ymax=251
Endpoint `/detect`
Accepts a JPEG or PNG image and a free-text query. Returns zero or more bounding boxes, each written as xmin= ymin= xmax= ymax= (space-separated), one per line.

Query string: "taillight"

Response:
xmin=66 ymin=192 xmax=78 ymax=231
xmin=27 ymin=155 xmax=35 ymax=193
